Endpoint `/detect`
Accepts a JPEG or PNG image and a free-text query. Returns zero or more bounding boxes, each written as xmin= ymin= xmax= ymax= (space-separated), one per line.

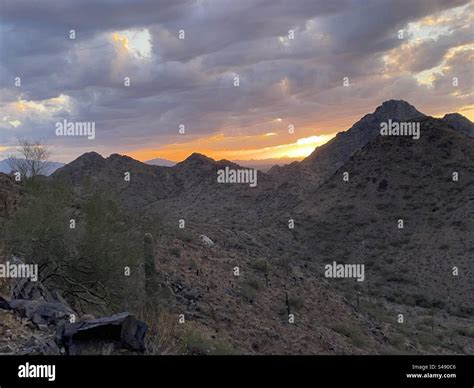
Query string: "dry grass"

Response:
xmin=135 ymin=302 xmax=182 ymax=355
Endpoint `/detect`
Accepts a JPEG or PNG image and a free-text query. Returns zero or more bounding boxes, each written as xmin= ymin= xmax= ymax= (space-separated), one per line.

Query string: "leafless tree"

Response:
xmin=6 ymin=139 xmax=51 ymax=179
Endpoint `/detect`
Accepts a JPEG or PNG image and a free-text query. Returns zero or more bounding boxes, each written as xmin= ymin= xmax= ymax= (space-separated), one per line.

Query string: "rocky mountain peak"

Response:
xmin=106 ymin=153 xmax=140 ymax=165
xmin=107 ymin=153 xmax=128 ymax=160
xmin=373 ymin=99 xmax=424 ymax=120
xmin=177 ymin=153 xmax=216 ymax=168
xmin=442 ymin=113 xmax=473 ymax=137
xmin=71 ymin=151 xmax=104 ymax=165
xmin=51 ymin=151 xmax=106 ymax=182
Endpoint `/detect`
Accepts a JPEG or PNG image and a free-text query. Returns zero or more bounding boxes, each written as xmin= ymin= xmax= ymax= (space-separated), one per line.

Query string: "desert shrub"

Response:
xmin=177 ymin=228 xmax=194 ymax=243
xmin=250 ymin=258 xmax=268 ymax=272
xmin=421 ymin=316 xmax=435 ymax=328
xmin=417 ymin=333 xmax=442 ymax=348
xmin=186 ymin=258 xmax=198 ymax=271
xmin=245 ymin=276 xmax=263 ymax=290
xmin=387 ymin=333 xmax=405 ymax=349
xmin=376 ymin=203 xmax=390 ymax=211
xmin=275 ymin=256 xmax=293 ymax=273
xmin=181 ymin=330 xmax=237 ymax=355
xmin=169 ymin=247 xmax=182 ymax=258
xmin=5 ymin=181 xmax=74 ymax=263
xmin=135 ymin=302 xmax=180 ymax=355
xmin=5 ymin=184 xmax=151 ymax=314
xmin=449 ymin=305 xmax=474 ymax=318
xmin=331 ymin=323 xmax=368 ymax=348
xmin=240 ymin=276 xmax=263 ymax=302
xmin=360 ymin=300 xmax=391 ymax=322
xmin=287 ymin=294 xmax=305 ymax=311
xmin=455 ymin=326 xmax=474 ymax=338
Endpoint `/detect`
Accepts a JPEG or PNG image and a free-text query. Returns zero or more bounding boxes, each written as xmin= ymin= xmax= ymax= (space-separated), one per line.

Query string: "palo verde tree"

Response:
xmin=7 ymin=139 xmax=51 ymax=181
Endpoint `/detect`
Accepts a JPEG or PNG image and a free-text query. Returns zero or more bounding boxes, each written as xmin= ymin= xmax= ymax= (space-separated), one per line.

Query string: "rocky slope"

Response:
xmin=293 ymin=116 xmax=474 ymax=310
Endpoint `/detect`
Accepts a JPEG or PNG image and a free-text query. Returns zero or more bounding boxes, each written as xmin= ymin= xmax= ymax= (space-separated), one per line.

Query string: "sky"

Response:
xmin=0 ymin=0 xmax=472 ymax=163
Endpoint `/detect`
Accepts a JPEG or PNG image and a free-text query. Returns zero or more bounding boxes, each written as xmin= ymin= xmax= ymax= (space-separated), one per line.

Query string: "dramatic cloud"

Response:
xmin=0 ymin=0 xmax=472 ymax=162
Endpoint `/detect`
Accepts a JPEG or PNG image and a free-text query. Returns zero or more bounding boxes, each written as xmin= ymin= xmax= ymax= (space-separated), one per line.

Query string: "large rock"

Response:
xmin=57 ymin=312 xmax=147 ymax=355
xmin=199 ymin=234 xmax=214 ymax=247
xmin=8 ymin=255 xmax=70 ymax=307
xmin=0 ymin=309 xmax=61 ymax=355
xmin=7 ymin=299 xmax=74 ymax=326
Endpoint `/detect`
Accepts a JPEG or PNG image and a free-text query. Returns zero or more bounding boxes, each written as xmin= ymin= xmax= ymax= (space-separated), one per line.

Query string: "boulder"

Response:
xmin=18 ymin=335 xmax=60 ymax=355
xmin=199 ymin=235 xmax=214 ymax=247
xmin=8 ymin=299 xmax=74 ymax=326
xmin=8 ymin=256 xmax=70 ymax=308
xmin=57 ymin=312 xmax=147 ymax=355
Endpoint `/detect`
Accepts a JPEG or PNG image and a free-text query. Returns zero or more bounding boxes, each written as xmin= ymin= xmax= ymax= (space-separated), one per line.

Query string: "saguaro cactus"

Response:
xmin=285 ymin=292 xmax=291 ymax=315
xmin=144 ymin=233 xmax=156 ymax=297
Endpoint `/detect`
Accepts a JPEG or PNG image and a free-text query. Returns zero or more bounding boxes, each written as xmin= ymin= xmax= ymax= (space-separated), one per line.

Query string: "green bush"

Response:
xmin=331 ymin=323 xmax=368 ymax=348
xmin=240 ymin=276 xmax=263 ymax=302
xmin=250 ymin=258 xmax=268 ymax=272
xmin=181 ymin=330 xmax=237 ymax=355
xmin=169 ymin=247 xmax=182 ymax=258
xmin=287 ymin=294 xmax=305 ymax=311
xmin=5 ymin=184 xmax=151 ymax=314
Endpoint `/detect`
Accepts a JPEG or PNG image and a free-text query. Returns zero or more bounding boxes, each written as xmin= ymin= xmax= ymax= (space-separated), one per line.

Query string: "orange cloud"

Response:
xmin=128 ymin=131 xmax=336 ymax=162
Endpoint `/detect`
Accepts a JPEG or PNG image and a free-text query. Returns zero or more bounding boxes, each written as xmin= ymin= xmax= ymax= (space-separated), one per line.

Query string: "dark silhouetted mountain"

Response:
xmin=52 ymin=151 xmax=273 ymax=219
xmin=268 ymin=100 xmax=426 ymax=196
xmin=292 ymin=116 xmax=474 ymax=315
xmin=176 ymin=152 xmax=218 ymax=169
xmin=146 ymin=155 xmax=299 ymax=171
xmin=442 ymin=113 xmax=474 ymax=137
xmin=231 ymin=157 xmax=302 ymax=172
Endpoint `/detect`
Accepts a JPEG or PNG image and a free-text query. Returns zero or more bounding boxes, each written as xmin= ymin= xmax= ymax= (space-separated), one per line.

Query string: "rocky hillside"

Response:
xmin=294 ymin=116 xmax=474 ymax=304
xmin=287 ymin=116 xmax=474 ymax=353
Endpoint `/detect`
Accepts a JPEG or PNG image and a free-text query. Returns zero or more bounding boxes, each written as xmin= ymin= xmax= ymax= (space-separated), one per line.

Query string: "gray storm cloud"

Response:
xmin=0 ymin=0 xmax=471 ymax=160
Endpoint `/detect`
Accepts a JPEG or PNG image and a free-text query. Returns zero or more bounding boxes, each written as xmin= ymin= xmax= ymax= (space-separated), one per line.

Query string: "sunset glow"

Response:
xmin=128 ymin=133 xmax=337 ymax=162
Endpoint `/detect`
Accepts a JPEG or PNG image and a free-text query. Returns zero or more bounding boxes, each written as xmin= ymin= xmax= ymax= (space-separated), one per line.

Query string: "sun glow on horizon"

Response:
xmin=128 ymin=132 xmax=336 ymax=163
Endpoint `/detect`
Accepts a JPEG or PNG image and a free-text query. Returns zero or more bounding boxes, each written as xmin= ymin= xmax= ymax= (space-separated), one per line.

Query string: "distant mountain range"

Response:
xmin=2 ymin=101 xmax=471 ymax=181
xmin=145 ymin=156 xmax=301 ymax=172
xmin=0 ymin=159 xmax=64 ymax=176
xmin=230 ymin=157 xmax=302 ymax=172
xmin=145 ymin=157 xmax=176 ymax=167
xmin=51 ymin=100 xmax=473 ymax=215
